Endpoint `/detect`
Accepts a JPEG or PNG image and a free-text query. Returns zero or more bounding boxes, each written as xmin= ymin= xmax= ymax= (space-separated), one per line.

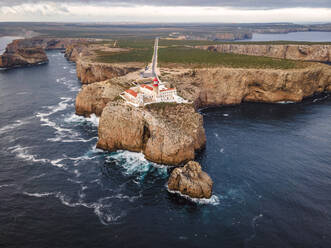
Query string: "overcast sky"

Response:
xmin=0 ymin=0 xmax=330 ymax=23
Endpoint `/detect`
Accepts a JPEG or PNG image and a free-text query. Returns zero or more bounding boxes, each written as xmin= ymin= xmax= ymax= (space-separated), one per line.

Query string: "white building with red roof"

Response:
xmin=120 ymin=77 xmax=184 ymax=107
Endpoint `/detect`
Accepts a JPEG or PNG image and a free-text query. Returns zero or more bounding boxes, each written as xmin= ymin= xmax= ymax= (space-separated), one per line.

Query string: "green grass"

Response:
xmin=158 ymin=46 xmax=305 ymax=69
xmin=159 ymin=39 xmax=331 ymax=47
xmin=95 ymin=48 xmax=153 ymax=64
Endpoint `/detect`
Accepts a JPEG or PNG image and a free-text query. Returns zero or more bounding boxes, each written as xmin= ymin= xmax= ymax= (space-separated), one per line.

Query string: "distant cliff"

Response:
xmin=197 ymin=44 xmax=331 ymax=62
xmin=0 ymin=40 xmax=48 ymax=69
xmin=0 ymin=37 xmax=94 ymax=69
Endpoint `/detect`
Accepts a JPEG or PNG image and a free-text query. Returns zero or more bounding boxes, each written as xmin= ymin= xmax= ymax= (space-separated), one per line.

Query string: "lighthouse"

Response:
xmin=152 ymin=77 xmax=159 ymax=100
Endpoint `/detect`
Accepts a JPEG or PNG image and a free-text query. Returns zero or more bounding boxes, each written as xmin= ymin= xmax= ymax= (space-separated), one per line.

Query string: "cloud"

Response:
xmin=1 ymin=0 xmax=331 ymax=9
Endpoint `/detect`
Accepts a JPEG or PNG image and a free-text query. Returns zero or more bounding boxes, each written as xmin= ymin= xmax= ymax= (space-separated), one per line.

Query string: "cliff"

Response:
xmin=75 ymin=77 xmax=131 ymax=116
xmin=0 ymin=40 xmax=48 ymax=68
xmin=0 ymin=37 xmax=94 ymax=69
xmin=97 ymin=102 xmax=206 ymax=165
xmin=197 ymin=44 xmax=331 ymax=62
xmin=76 ymin=60 xmax=141 ymax=84
xmin=161 ymin=65 xmax=331 ymax=107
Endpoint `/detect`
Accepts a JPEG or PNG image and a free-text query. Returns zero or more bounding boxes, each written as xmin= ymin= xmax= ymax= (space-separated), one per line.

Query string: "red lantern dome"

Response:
xmin=153 ymin=77 xmax=159 ymax=86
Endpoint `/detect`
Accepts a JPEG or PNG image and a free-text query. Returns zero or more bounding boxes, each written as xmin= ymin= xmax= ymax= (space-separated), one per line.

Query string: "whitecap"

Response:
xmin=167 ymin=187 xmax=220 ymax=206
xmin=0 ymin=119 xmax=29 ymax=135
xmin=0 ymin=184 xmax=14 ymax=189
xmin=8 ymin=145 xmax=65 ymax=168
xmin=64 ymin=113 xmax=99 ymax=127
xmin=23 ymin=191 xmax=55 ymax=198
xmin=276 ymin=101 xmax=295 ymax=104
xmin=109 ymin=150 xmax=168 ymax=177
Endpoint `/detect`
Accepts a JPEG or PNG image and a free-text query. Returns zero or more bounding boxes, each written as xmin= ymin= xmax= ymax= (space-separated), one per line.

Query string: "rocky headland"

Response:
xmin=97 ymin=101 xmax=206 ymax=165
xmin=0 ymin=37 xmax=94 ymax=69
xmin=0 ymin=40 xmax=48 ymax=68
xmin=74 ymin=62 xmax=331 ymax=166
xmin=197 ymin=44 xmax=331 ymax=62
xmin=160 ymin=64 xmax=331 ymax=107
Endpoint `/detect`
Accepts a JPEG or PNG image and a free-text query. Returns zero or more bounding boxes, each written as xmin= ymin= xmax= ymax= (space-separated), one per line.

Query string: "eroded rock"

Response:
xmin=168 ymin=161 xmax=213 ymax=199
xmin=97 ymin=102 xmax=206 ymax=165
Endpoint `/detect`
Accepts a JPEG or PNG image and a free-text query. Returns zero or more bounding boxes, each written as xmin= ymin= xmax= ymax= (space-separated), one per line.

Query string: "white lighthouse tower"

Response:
xmin=152 ymin=77 xmax=159 ymax=101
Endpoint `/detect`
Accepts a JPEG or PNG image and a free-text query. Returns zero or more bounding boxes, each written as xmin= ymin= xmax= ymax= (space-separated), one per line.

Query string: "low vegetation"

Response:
xmin=158 ymin=46 xmax=305 ymax=69
xmin=95 ymin=48 xmax=153 ymax=64
xmin=145 ymin=102 xmax=178 ymax=111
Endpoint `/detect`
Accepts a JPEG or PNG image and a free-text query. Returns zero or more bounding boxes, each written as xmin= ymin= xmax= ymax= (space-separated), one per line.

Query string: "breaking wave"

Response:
xmin=167 ymin=187 xmax=220 ymax=206
xmin=109 ymin=150 xmax=168 ymax=178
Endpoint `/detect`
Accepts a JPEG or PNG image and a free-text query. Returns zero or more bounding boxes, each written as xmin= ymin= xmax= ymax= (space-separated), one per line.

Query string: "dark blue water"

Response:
xmin=244 ymin=31 xmax=331 ymax=42
xmin=1 ymin=41 xmax=331 ymax=248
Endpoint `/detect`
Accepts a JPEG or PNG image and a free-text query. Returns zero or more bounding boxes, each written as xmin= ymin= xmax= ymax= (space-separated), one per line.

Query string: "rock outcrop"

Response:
xmin=75 ymin=78 xmax=130 ymax=116
xmin=76 ymin=60 xmax=141 ymax=84
xmin=161 ymin=65 xmax=331 ymax=107
xmin=0 ymin=37 xmax=94 ymax=69
xmin=0 ymin=40 xmax=48 ymax=68
xmin=168 ymin=161 xmax=213 ymax=199
xmin=97 ymin=102 xmax=206 ymax=165
xmin=197 ymin=44 xmax=331 ymax=62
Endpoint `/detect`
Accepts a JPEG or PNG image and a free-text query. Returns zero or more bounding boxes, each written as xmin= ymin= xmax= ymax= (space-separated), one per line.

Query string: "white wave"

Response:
xmin=0 ymin=184 xmax=14 ymax=189
xmin=110 ymin=150 xmax=168 ymax=177
xmin=23 ymin=191 xmax=55 ymax=198
xmin=223 ymin=113 xmax=229 ymax=117
xmin=167 ymin=187 xmax=220 ymax=206
xmin=16 ymin=91 xmax=29 ymax=95
xmin=64 ymin=113 xmax=99 ymax=127
xmin=276 ymin=101 xmax=295 ymax=104
xmin=55 ymin=192 xmax=122 ymax=225
xmin=69 ymin=69 xmax=76 ymax=74
xmin=0 ymin=119 xmax=29 ymax=134
xmin=8 ymin=145 xmax=65 ymax=168
xmin=313 ymin=95 xmax=329 ymax=102
xmin=28 ymin=173 xmax=46 ymax=180
xmin=56 ymin=77 xmax=79 ymax=92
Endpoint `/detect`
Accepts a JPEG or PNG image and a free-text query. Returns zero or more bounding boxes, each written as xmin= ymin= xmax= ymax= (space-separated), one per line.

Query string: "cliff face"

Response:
xmin=197 ymin=44 xmax=331 ymax=62
xmin=76 ymin=60 xmax=141 ymax=84
xmin=162 ymin=65 xmax=331 ymax=107
xmin=97 ymin=102 xmax=206 ymax=165
xmin=0 ymin=37 xmax=93 ymax=69
xmin=0 ymin=40 xmax=48 ymax=68
xmin=75 ymin=79 xmax=130 ymax=116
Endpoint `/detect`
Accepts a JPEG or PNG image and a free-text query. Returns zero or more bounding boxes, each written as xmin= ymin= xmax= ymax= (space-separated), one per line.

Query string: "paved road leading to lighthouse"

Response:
xmin=151 ymin=37 xmax=159 ymax=78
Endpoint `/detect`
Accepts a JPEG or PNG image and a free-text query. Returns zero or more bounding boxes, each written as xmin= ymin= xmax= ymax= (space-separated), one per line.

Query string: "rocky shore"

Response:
xmin=197 ymin=44 xmax=331 ymax=62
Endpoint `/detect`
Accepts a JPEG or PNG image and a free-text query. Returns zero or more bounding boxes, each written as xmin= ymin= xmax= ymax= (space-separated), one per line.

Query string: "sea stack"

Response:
xmin=168 ymin=161 xmax=213 ymax=199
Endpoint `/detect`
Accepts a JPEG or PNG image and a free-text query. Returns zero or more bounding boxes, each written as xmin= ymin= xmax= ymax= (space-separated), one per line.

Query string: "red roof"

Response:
xmin=125 ymin=89 xmax=138 ymax=97
xmin=141 ymin=84 xmax=153 ymax=91
xmin=160 ymin=88 xmax=176 ymax=92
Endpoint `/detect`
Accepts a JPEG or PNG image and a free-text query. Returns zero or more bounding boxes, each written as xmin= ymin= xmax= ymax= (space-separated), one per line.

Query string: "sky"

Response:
xmin=0 ymin=0 xmax=330 ymax=23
